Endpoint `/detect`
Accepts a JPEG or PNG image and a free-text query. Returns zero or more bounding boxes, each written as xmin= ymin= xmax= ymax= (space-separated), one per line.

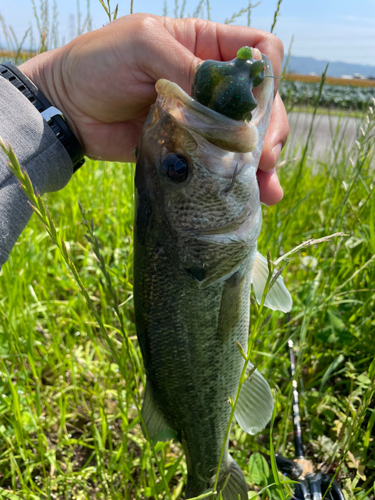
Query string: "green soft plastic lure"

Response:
xmin=191 ymin=46 xmax=265 ymax=122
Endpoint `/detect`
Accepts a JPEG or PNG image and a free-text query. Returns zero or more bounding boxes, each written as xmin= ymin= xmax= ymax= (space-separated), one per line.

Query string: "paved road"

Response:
xmin=284 ymin=112 xmax=361 ymax=163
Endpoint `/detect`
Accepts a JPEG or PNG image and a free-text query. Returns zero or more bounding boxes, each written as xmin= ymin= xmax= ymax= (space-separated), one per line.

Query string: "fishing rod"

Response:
xmin=275 ymin=318 xmax=346 ymax=500
xmin=288 ymin=337 xmax=304 ymax=460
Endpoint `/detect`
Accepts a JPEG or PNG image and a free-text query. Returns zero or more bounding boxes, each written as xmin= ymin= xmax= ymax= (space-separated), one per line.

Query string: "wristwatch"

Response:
xmin=0 ymin=60 xmax=85 ymax=172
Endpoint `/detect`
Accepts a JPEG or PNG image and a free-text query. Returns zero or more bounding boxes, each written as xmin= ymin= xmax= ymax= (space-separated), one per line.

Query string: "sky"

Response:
xmin=0 ymin=0 xmax=374 ymax=66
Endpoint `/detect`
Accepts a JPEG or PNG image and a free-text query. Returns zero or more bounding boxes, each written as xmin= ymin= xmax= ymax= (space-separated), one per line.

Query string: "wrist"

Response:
xmin=0 ymin=51 xmax=85 ymax=171
xmin=19 ymin=49 xmax=83 ymax=149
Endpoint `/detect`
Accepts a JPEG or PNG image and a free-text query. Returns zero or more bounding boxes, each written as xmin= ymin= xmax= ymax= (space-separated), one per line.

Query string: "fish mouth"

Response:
xmin=155 ymin=54 xmax=274 ymax=154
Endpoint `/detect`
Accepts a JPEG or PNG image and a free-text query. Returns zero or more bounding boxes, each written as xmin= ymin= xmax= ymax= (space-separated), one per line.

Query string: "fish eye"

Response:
xmin=161 ymin=154 xmax=189 ymax=183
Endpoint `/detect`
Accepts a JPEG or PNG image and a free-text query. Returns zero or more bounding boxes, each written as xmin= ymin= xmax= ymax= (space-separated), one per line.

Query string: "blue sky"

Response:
xmin=1 ymin=0 xmax=374 ymax=65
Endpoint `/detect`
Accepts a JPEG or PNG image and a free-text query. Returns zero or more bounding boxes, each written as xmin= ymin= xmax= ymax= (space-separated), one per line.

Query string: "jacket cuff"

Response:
xmin=0 ymin=76 xmax=74 ymax=269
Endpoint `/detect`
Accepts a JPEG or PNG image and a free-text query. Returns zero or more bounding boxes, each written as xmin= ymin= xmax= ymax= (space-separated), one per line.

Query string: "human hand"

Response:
xmin=20 ymin=13 xmax=288 ymax=205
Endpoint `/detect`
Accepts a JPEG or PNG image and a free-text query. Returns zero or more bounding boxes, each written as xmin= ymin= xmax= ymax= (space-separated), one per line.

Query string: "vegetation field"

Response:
xmin=280 ymin=80 xmax=375 ymax=111
xmin=0 ymin=1 xmax=375 ymax=500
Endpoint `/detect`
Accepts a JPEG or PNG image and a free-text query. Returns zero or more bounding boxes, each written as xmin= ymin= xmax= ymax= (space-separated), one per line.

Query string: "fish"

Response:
xmin=133 ymin=48 xmax=292 ymax=499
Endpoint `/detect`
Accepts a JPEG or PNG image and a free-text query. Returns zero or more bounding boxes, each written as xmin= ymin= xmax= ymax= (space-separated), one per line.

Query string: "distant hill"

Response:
xmin=284 ymin=55 xmax=375 ymax=79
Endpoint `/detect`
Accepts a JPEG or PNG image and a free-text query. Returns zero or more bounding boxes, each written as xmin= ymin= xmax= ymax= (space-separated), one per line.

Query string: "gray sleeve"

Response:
xmin=0 ymin=76 xmax=74 ymax=270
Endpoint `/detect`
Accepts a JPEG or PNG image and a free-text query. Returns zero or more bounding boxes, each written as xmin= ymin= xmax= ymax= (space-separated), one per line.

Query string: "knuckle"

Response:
xmin=130 ymin=13 xmax=160 ymax=38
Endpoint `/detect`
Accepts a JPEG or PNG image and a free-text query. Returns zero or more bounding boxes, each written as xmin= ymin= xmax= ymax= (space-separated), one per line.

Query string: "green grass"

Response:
xmin=0 ymin=1 xmax=375 ymax=498
xmin=0 ymin=101 xmax=374 ymax=498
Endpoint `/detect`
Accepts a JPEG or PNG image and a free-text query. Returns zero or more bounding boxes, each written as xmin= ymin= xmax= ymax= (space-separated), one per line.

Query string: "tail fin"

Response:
xmin=184 ymin=457 xmax=247 ymax=500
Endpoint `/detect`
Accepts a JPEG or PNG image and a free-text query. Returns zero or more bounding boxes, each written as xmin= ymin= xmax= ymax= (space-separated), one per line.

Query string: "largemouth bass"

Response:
xmin=134 ymin=48 xmax=292 ymax=499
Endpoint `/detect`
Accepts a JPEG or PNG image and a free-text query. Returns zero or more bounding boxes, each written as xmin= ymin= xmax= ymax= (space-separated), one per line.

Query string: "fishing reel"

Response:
xmin=276 ymin=454 xmax=346 ymax=500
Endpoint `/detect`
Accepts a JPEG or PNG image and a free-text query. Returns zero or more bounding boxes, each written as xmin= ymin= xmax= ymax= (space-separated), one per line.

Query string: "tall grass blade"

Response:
xmin=224 ymin=3 xmax=259 ymax=25
xmin=270 ymin=0 xmax=283 ymax=33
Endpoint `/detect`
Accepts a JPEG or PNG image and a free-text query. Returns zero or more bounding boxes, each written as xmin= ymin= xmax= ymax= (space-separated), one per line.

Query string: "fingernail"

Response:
xmin=272 ymin=142 xmax=283 ymax=164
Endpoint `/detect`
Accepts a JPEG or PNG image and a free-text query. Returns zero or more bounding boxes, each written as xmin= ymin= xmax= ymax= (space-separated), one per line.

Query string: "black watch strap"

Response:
xmin=0 ymin=61 xmax=85 ymax=173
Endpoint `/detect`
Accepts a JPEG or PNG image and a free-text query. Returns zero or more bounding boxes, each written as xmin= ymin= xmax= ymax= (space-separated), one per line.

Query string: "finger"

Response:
xmin=131 ymin=15 xmax=200 ymax=95
xmin=257 ymin=168 xmax=283 ymax=206
xmin=134 ymin=15 xmax=285 ymax=112
xmin=258 ymin=92 xmax=289 ymax=172
xmin=158 ymin=17 xmax=284 ymax=90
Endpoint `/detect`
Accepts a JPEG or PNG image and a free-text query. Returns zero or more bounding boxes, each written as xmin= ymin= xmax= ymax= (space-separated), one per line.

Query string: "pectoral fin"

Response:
xmin=234 ymin=363 xmax=274 ymax=435
xmin=142 ymin=383 xmax=178 ymax=444
xmin=251 ymin=251 xmax=292 ymax=312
